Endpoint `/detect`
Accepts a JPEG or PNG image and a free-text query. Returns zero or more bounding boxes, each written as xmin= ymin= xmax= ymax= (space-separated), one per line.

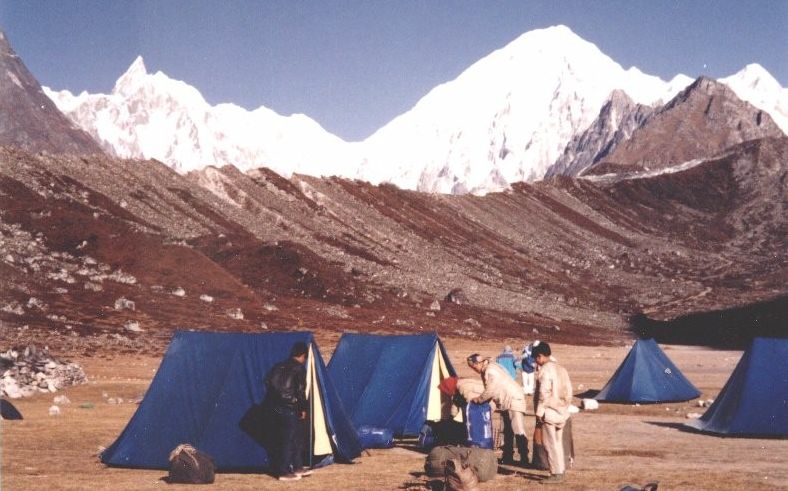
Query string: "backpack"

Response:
xmin=425 ymin=445 xmax=497 ymax=482
xmin=168 ymin=444 xmax=215 ymax=484
xmin=444 ymin=458 xmax=480 ymax=491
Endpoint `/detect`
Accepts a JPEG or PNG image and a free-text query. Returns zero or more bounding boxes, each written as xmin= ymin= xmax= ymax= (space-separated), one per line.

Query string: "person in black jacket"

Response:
xmin=265 ymin=341 xmax=312 ymax=481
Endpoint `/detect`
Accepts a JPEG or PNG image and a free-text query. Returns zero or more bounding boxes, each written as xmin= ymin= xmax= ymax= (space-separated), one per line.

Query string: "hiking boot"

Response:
xmin=294 ymin=467 xmax=313 ymax=477
xmin=516 ymin=434 xmax=529 ymax=467
xmin=540 ymin=474 xmax=564 ymax=484
xmin=277 ymin=473 xmax=302 ymax=481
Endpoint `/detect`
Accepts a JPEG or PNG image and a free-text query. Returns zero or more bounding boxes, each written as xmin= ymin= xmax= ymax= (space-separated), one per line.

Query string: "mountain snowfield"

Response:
xmin=45 ymin=57 xmax=358 ymax=177
xmin=44 ymin=25 xmax=786 ymax=195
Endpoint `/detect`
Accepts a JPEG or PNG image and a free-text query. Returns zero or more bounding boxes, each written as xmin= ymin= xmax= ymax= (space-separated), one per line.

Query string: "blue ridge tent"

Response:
xmin=101 ymin=331 xmax=361 ymax=470
xmin=327 ymin=333 xmax=456 ymax=437
xmin=595 ymin=338 xmax=700 ymax=403
xmin=685 ymin=337 xmax=788 ymax=437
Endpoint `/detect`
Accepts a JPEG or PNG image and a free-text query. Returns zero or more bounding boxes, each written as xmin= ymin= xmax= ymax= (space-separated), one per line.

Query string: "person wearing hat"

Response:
xmin=495 ymin=345 xmax=519 ymax=381
xmin=521 ymin=342 xmax=538 ymax=395
xmin=467 ymin=353 xmax=529 ymax=467
xmin=531 ymin=342 xmax=573 ymax=484
xmin=264 ymin=342 xmax=313 ymax=481
xmin=438 ymin=375 xmax=489 ymax=417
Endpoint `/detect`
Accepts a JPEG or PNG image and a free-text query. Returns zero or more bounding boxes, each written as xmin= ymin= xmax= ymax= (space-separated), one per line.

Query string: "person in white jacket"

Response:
xmin=467 ymin=353 xmax=529 ymax=466
xmin=532 ymin=342 xmax=573 ymax=484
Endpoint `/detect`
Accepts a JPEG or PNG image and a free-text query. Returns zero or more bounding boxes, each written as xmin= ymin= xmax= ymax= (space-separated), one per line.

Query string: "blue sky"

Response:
xmin=2 ymin=1 xmax=786 ymax=141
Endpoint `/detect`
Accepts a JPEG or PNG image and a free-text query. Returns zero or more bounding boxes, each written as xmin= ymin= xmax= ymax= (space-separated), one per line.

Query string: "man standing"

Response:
xmin=495 ymin=345 xmax=519 ymax=380
xmin=467 ymin=353 xmax=529 ymax=467
xmin=265 ymin=342 xmax=313 ymax=481
xmin=532 ymin=342 xmax=572 ymax=484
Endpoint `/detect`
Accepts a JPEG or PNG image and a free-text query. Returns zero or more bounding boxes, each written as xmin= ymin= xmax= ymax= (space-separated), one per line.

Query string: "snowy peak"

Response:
xmin=114 ymin=56 xmax=148 ymax=93
xmin=39 ymin=24 xmax=788 ymax=193
xmin=44 ymin=55 xmax=355 ymax=175
xmin=727 ymin=63 xmax=782 ymax=92
xmin=721 ymin=64 xmax=788 ymax=133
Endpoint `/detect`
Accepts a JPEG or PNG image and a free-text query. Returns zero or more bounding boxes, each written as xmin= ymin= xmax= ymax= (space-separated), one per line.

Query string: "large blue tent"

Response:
xmin=101 ymin=331 xmax=361 ymax=470
xmin=685 ymin=337 xmax=788 ymax=437
xmin=595 ymin=338 xmax=700 ymax=403
xmin=327 ymin=333 xmax=456 ymax=437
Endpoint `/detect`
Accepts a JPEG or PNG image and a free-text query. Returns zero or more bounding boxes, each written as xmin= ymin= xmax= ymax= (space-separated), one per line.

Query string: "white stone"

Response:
xmin=429 ymin=300 xmax=441 ymax=311
xmin=581 ymin=399 xmax=599 ymax=411
xmin=54 ymin=395 xmax=71 ymax=405
xmin=686 ymin=412 xmax=702 ymax=419
xmin=199 ymin=294 xmax=214 ymax=303
xmin=124 ymin=320 xmax=144 ymax=332
xmin=114 ymin=297 xmax=136 ymax=311
xmin=49 ymin=405 xmax=61 ymax=416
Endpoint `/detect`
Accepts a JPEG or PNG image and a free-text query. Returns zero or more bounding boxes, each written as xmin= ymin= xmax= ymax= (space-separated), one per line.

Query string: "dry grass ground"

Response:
xmin=2 ymin=337 xmax=786 ymax=490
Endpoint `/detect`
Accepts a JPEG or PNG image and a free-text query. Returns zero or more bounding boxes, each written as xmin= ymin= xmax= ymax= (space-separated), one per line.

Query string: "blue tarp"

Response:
xmin=327 ymin=333 xmax=456 ymax=437
xmin=686 ymin=337 xmax=788 ymax=437
xmin=595 ymin=338 xmax=700 ymax=403
xmin=101 ymin=331 xmax=361 ymax=470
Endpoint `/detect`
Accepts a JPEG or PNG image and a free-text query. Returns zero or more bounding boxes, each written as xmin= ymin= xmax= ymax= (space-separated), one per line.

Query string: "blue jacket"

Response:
xmin=495 ymin=353 xmax=518 ymax=380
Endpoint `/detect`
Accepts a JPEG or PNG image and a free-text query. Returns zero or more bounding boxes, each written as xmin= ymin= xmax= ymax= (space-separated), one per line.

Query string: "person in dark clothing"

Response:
xmin=265 ymin=341 xmax=312 ymax=481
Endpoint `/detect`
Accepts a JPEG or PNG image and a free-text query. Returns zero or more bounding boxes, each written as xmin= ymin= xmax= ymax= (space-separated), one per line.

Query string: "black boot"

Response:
xmin=499 ymin=438 xmax=515 ymax=465
xmin=516 ymin=434 xmax=529 ymax=467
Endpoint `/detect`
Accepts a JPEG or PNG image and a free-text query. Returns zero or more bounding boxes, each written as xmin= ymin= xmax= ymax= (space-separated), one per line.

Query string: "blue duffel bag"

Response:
xmin=357 ymin=426 xmax=395 ymax=449
xmin=465 ymin=402 xmax=494 ymax=449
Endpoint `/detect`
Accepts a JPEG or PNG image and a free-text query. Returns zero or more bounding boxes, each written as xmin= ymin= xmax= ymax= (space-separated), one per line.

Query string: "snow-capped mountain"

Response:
xmin=45 ymin=25 xmax=787 ymax=195
xmin=356 ymin=26 xmax=694 ymax=194
xmin=720 ymin=63 xmax=788 ymax=133
xmin=44 ymin=57 xmax=358 ymax=176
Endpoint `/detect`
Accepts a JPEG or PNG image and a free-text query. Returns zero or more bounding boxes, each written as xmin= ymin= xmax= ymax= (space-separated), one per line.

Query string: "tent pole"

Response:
xmin=308 ymin=349 xmax=313 ymax=468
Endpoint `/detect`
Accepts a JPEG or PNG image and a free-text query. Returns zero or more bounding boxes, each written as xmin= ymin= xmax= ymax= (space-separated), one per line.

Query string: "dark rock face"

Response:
xmin=546 ymin=90 xmax=654 ymax=178
xmin=0 ymin=31 xmax=103 ymax=155
xmin=583 ymin=77 xmax=784 ymax=176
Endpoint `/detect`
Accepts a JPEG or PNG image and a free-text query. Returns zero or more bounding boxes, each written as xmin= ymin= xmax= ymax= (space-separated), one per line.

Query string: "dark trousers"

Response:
xmin=501 ymin=411 xmax=514 ymax=459
xmin=274 ymin=406 xmax=305 ymax=476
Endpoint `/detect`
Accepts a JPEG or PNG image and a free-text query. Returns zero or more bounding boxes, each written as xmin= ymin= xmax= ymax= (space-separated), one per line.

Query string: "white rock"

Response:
xmin=54 ymin=395 xmax=71 ymax=405
xmin=686 ymin=412 xmax=702 ymax=419
xmin=114 ymin=297 xmax=136 ymax=311
xmin=581 ymin=399 xmax=599 ymax=411
xmin=226 ymin=308 xmax=244 ymax=320
xmin=124 ymin=321 xmax=144 ymax=332
xmin=171 ymin=287 xmax=186 ymax=297
xmin=429 ymin=300 xmax=441 ymax=311
xmin=199 ymin=294 xmax=214 ymax=303
xmin=568 ymin=404 xmax=580 ymax=414
xmin=3 ymin=381 xmax=22 ymax=399
xmin=49 ymin=405 xmax=61 ymax=416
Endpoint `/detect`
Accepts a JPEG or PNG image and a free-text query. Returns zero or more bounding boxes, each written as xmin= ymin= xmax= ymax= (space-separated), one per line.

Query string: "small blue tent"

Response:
xmin=595 ymin=338 xmax=700 ymax=403
xmin=101 ymin=331 xmax=361 ymax=470
xmin=685 ymin=337 xmax=788 ymax=437
xmin=327 ymin=333 xmax=456 ymax=437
